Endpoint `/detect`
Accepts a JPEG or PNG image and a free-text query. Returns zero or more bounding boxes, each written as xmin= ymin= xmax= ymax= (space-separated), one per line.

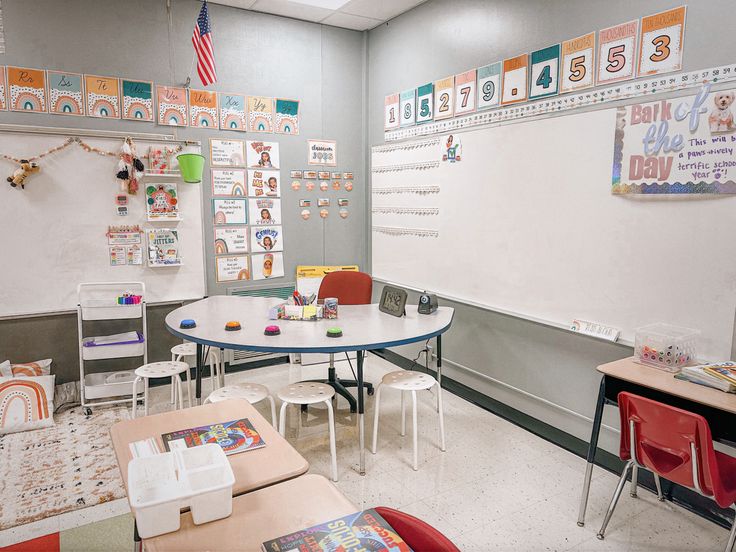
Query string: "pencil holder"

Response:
xmin=634 ymin=323 xmax=699 ymax=372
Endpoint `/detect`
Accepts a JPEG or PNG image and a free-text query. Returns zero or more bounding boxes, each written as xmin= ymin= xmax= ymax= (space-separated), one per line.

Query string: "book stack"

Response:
xmin=675 ymin=362 xmax=736 ymax=393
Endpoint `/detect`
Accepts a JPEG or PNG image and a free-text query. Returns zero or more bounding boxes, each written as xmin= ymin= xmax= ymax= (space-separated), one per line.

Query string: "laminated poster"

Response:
xmin=249 ymin=197 xmax=281 ymax=225
xmin=275 ymin=99 xmax=299 ymax=134
xmin=612 ymin=84 xmax=736 ymax=195
xmin=400 ymin=89 xmax=416 ymax=127
xmin=122 ymin=79 xmax=154 ymax=121
xmin=250 ymin=225 xmax=283 ymax=253
xmin=219 ymin=93 xmax=246 ymax=131
xmin=214 ymin=226 xmax=248 ymax=255
xmin=213 ymin=198 xmax=248 ymax=225
xmin=147 ymin=228 xmax=181 ymax=266
xmin=247 ymin=169 xmax=280 ymax=197
xmin=252 ymin=252 xmax=284 ymax=280
xmin=416 ymin=83 xmax=434 ymax=124
xmin=127 ymin=244 xmax=143 ymax=265
xmin=216 ymin=255 xmax=250 ymax=282
xmin=47 ymin=71 xmax=84 ymax=115
xmin=211 ymin=139 xmax=245 ymax=167
xmin=477 ymin=63 xmax=501 ymax=110
xmin=0 ymin=67 xmax=6 ymax=110
xmin=211 ymin=169 xmax=246 ymax=196
xmin=384 ymin=93 xmax=399 ymax=130
xmin=433 ymin=76 xmax=454 ymax=120
xmin=529 ymin=45 xmax=560 ymax=99
xmin=560 ymin=33 xmax=596 ymax=93
xmin=501 ymin=54 xmax=528 ymax=105
xmin=248 ymin=96 xmax=273 ymax=133
xmin=638 ymin=6 xmax=686 ymax=77
xmin=246 ymin=140 xmax=280 ymax=169
xmin=454 ymin=70 xmax=476 ymax=115
xmin=307 ymin=140 xmax=337 ymax=166
xmin=157 ymin=85 xmax=188 ymax=126
xmin=145 ymin=183 xmax=180 ymax=221
xmin=597 ymin=20 xmax=638 ymax=85
xmin=8 ymin=66 xmax=46 ymax=112
xmin=109 ymin=246 xmax=126 ymax=266
xmin=85 ymin=75 xmax=120 ymax=118
xmin=189 ymin=89 xmax=219 ymax=128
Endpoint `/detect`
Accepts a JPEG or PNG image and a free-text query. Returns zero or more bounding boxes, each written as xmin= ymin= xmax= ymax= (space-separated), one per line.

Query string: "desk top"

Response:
xmin=144 ymin=474 xmax=356 ymax=551
xmin=598 ymin=357 xmax=736 ymax=415
xmin=110 ymin=400 xmax=309 ymax=497
xmin=165 ymin=296 xmax=454 ymax=353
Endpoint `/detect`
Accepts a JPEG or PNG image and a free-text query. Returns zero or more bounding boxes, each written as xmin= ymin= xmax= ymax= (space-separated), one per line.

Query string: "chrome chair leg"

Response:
xmin=630 ymin=464 xmax=639 ymax=497
xmin=597 ymin=460 xmax=634 ymax=540
xmin=653 ymin=473 xmax=665 ymax=501
xmin=727 ymin=509 xmax=736 ymax=552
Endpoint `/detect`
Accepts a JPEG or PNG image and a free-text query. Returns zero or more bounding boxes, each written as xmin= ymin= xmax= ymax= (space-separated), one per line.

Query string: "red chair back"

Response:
xmin=317 ymin=271 xmax=372 ymax=305
xmin=374 ymin=507 xmax=460 ymax=552
xmin=618 ymin=392 xmax=729 ymax=507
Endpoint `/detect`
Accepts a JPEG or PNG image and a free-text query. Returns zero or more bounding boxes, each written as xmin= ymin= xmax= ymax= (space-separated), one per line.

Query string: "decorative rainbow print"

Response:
xmin=85 ymin=75 xmax=120 ymax=118
xmin=215 ymin=238 xmax=228 ymax=254
xmin=157 ymin=85 xmax=188 ymax=127
xmin=48 ymin=71 xmax=84 ymax=115
xmin=122 ymin=80 xmax=153 ymax=122
xmin=219 ymin=93 xmax=246 ymax=131
xmin=0 ymin=66 xmax=6 ymax=111
xmin=0 ymin=379 xmax=50 ymax=429
xmin=247 ymin=96 xmax=274 ymax=133
xmin=8 ymin=66 xmax=47 ymax=112
xmin=275 ymin=99 xmax=299 ymax=135
xmin=189 ymin=89 xmax=219 ymax=128
xmin=214 ymin=211 xmax=227 ymax=224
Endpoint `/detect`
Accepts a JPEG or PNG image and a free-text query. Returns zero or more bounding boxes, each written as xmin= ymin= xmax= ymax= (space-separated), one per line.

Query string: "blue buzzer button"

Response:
xmin=180 ymin=319 xmax=196 ymax=329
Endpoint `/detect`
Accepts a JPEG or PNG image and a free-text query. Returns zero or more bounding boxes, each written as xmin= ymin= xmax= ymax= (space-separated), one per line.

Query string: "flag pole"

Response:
xmin=184 ymin=52 xmax=197 ymax=89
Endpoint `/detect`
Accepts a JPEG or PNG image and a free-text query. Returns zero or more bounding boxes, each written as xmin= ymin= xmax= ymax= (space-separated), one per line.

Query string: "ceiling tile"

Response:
xmin=339 ymin=0 xmax=427 ymax=21
xmin=209 ymin=0 xmax=258 ymax=9
xmin=250 ymin=0 xmax=333 ymax=22
xmin=321 ymin=11 xmax=382 ymax=30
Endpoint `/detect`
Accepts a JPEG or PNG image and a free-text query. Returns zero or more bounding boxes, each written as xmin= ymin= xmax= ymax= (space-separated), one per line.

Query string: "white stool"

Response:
xmin=132 ymin=361 xmax=190 ymax=418
xmin=204 ymin=383 xmax=278 ymax=429
xmin=371 ymin=370 xmax=446 ymax=471
xmin=171 ymin=342 xmax=223 ymax=405
xmin=277 ymin=383 xmax=338 ymax=482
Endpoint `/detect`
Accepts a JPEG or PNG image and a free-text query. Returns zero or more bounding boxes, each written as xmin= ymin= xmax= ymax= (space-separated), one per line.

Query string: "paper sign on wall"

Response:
xmin=501 ymin=55 xmax=528 ymax=105
xmin=211 ymin=169 xmax=246 ymax=196
xmin=216 ymin=255 xmax=250 ymax=282
xmin=384 ymin=93 xmax=400 ymax=130
xmin=416 ymin=83 xmax=434 ymax=124
xmin=638 ymin=6 xmax=686 ymax=77
xmin=252 ymin=252 xmax=284 ymax=280
xmin=251 ymin=225 xmax=283 ymax=253
xmin=249 ymin=197 xmax=282 ymax=225
xmin=477 ymin=62 xmax=501 ymax=110
xmin=560 ymin=33 xmax=596 ymax=93
xmin=275 ymin=98 xmax=299 ymax=134
xmin=247 ymin=169 xmax=281 ymax=197
xmin=246 ymin=140 xmax=280 ymax=169
xmin=307 ymin=139 xmax=337 ymax=166
xmin=157 ymin=85 xmax=188 ymax=126
xmin=219 ymin=93 xmax=246 ymax=131
xmin=8 ymin=67 xmax=46 ymax=112
xmin=146 ymin=182 xmax=180 ymax=221
xmin=211 ymin=139 xmax=245 ymax=167
xmin=399 ymin=89 xmax=416 ymax=127
xmin=122 ymin=79 xmax=154 ymax=121
xmin=248 ymin=96 xmax=274 ymax=133
xmin=597 ymin=20 xmax=638 ymax=85
xmin=529 ymin=45 xmax=560 ymax=99
xmin=213 ymin=198 xmax=248 ymax=225
xmin=85 ymin=75 xmax=120 ymax=118
xmin=48 ymin=71 xmax=84 ymax=115
xmin=434 ymin=76 xmax=454 ymax=120
xmin=189 ymin=89 xmax=219 ymax=128
xmin=214 ymin=227 xmax=248 ymax=255
xmin=454 ymin=70 xmax=476 ymax=115
xmin=0 ymin=68 xmax=7 ymax=111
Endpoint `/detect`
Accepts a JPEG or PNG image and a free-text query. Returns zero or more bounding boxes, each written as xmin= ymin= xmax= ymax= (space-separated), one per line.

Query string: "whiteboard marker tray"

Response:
xmin=82 ymin=332 xmax=145 ymax=360
xmin=80 ymin=302 xmax=142 ymax=320
xmin=84 ymin=371 xmax=136 ymax=399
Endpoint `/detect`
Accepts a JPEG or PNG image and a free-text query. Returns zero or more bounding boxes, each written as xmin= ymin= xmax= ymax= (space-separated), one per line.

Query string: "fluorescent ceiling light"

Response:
xmin=287 ymin=0 xmax=350 ymax=9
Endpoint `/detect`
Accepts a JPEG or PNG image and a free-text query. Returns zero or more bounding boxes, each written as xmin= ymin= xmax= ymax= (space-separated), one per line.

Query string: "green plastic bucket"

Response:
xmin=177 ymin=153 xmax=205 ymax=183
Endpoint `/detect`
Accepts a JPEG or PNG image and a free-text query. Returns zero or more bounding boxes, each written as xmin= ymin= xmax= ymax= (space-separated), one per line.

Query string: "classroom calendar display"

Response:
xmin=385 ymin=6 xmax=688 ymax=138
xmin=210 ymin=139 xmax=285 ymax=283
xmin=0 ymin=66 xmax=299 ymax=134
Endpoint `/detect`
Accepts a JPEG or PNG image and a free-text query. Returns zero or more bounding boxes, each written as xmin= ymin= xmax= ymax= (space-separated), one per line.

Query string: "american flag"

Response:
xmin=192 ymin=1 xmax=217 ymax=86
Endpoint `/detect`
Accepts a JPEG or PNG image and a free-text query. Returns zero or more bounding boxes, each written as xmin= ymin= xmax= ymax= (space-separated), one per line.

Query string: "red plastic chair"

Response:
xmin=375 ymin=507 xmax=461 ymax=552
xmin=598 ymin=392 xmax=736 ymax=551
xmin=300 ymin=271 xmax=374 ymax=412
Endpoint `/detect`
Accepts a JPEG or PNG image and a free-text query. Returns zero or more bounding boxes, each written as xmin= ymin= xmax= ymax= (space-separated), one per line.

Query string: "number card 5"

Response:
xmin=561 ymin=33 xmax=596 ymax=93
xmin=384 ymin=93 xmax=399 ymax=130
xmin=477 ymin=62 xmax=501 ymax=110
xmin=454 ymin=69 xmax=476 ymax=115
xmin=529 ymin=45 xmax=560 ymax=99
xmin=597 ymin=20 xmax=638 ymax=84
xmin=434 ymin=76 xmax=454 ymax=120
xmin=638 ymin=6 xmax=686 ymax=77
xmin=399 ymin=89 xmax=416 ymax=127
xmin=416 ymin=83 xmax=434 ymax=124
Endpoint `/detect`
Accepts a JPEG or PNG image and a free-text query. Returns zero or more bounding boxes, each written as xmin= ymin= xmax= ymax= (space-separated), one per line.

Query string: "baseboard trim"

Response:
xmin=373 ymin=348 xmax=735 ymax=530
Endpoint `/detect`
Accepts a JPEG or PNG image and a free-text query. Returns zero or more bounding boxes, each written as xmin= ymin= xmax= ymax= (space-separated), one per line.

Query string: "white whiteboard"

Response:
xmin=0 ymin=133 xmax=206 ymax=316
xmin=372 ymin=109 xmax=736 ymax=360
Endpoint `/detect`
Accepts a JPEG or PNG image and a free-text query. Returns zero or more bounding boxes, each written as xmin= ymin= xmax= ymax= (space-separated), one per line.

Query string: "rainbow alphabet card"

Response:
xmin=85 ymin=75 xmax=120 ymax=118
xmin=0 ymin=67 xmax=6 ymax=110
xmin=219 ymin=92 xmax=246 ymax=131
xmin=47 ymin=71 xmax=84 ymax=115
xmin=247 ymin=96 xmax=274 ymax=133
xmin=157 ymin=85 xmax=188 ymax=126
xmin=275 ymin=98 xmax=299 ymax=135
xmin=189 ymin=89 xmax=219 ymax=128
xmin=8 ymin=66 xmax=46 ymax=112
xmin=122 ymin=79 xmax=154 ymax=121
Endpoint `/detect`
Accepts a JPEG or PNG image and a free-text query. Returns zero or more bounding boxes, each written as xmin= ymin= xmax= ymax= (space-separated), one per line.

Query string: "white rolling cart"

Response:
xmin=78 ymin=282 xmax=148 ymax=414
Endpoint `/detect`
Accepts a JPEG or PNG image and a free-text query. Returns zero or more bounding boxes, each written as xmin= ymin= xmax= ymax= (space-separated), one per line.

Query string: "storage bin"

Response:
xmin=177 ymin=444 xmax=235 ymax=525
xmin=128 ymin=453 xmax=185 ymax=539
xmin=83 ymin=370 xmax=136 ymax=399
xmin=634 ymin=323 xmax=699 ymax=372
xmin=81 ymin=331 xmax=145 ymax=360
xmin=80 ymin=301 xmax=142 ymax=320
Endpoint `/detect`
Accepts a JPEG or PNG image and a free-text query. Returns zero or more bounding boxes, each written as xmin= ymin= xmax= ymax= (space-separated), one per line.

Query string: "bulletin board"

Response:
xmin=0 ymin=132 xmax=206 ymax=317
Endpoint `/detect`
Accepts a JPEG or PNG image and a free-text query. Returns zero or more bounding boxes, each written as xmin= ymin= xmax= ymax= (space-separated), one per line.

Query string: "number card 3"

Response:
xmin=384 ymin=93 xmax=399 ymax=130
xmin=400 ymin=89 xmax=416 ymax=127
xmin=597 ymin=20 xmax=638 ymax=84
xmin=561 ymin=33 xmax=596 ymax=93
xmin=434 ymin=76 xmax=454 ymax=120
xmin=501 ymin=54 xmax=528 ymax=105
xmin=638 ymin=6 xmax=686 ymax=77
xmin=416 ymin=83 xmax=434 ymax=124
xmin=529 ymin=45 xmax=560 ymax=99
xmin=454 ymin=69 xmax=476 ymax=115
xmin=477 ymin=62 xmax=501 ymax=110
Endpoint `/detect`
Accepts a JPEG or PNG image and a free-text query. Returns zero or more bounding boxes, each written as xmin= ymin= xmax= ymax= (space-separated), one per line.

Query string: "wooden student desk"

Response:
xmin=144 ymin=474 xmax=356 ymax=552
xmin=577 ymin=357 xmax=736 ymax=527
xmin=110 ymin=399 xmax=309 ymax=497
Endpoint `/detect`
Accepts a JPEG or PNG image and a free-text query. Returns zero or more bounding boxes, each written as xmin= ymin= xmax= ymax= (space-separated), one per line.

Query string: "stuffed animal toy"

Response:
xmin=7 ymin=160 xmax=40 ymax=189
xmin=116 ymin=138 xmax=145 ymax=195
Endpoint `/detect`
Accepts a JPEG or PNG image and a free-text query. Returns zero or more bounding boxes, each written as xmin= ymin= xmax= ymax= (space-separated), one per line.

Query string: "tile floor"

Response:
xmin=18 ymin=355 xmax=734 ymax=550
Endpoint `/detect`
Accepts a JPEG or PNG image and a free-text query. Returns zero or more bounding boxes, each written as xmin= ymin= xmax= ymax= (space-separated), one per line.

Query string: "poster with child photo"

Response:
xmin=250 ymin=226 xmax=283 ymax=253
xmin=249 ymin=198 xmax=282 ymax=225
xmin=246 ymin=140 xmax=280 ymax=169
xmin=247 ymin=169 xmax=281 ymax=197
xmin=252 ymin=252 xmax=284 ymax=280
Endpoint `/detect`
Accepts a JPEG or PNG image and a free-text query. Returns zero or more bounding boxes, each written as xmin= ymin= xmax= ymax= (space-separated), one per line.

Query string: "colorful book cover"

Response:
xmin=275 ymin=98 xmax=299 ymax=134
xmin=47 ymin=71 xmax=84 ymax=115
xmin=157 ymin=85 xmax=188 ymax=126
xmin=261 ymin=509 xmax=412 ymax=552
xmin=219 ymin=92 xmax=246 ymax=131
xmin=85 ymin=75 xmax=120 ymax=118
xmin=162 ymin=418 xmax=265 ymax=456
xmin=189 ymin=88 xmax=219 ymax=128
xmin=703 ymin=363 xmax=736 ymax=386
xmin=145 ymin=182 xmax=179 ymax=221
xmin=248 ymin=96 xmax=274 ymax=133
xmin=147 ymin=228 xmax=181 ymax=266
xmin=122 ymin=79 xmax=154 ymax=121
xmin=8 ymin=66 xmax=46 ymax=112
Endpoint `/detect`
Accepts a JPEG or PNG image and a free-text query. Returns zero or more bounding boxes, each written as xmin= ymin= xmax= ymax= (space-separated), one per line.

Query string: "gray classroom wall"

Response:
xmin=0 ymin=0 xmax=366 ymax=383
xmin=366 ymin=0 xmax=736 ymax=455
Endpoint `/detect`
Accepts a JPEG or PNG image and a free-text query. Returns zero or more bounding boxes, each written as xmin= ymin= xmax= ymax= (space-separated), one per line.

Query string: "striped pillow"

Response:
xmin=0 ymin=375 xmax=56 ymax=434
xmin=0 ymin=358 xmax=52 ymax=377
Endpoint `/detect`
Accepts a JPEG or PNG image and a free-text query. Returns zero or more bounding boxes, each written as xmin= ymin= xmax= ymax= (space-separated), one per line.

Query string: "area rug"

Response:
xmin=0 ymin=406 xmax=128 ymax=530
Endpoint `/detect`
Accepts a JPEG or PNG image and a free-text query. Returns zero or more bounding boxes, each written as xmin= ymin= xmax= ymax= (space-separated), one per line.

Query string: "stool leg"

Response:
xmin=653 ymin=473 xmax=664 ymax=501
xmin=630 ymin=464 xmax=639 ymax=498
xmin=411 ymin=390 xmax=418 ymax=471
xmin=209 ymin=353 xmax=216 ymax=391
xmin=131 ymin=377 xmax=141 ymax=419
xmin=279 ymin=402 xmax=289 ymax=436
xmin=219 ymin=348 xmax=225 ymax=388
xmin=176 ymin=375 xmax=184 ymax=411
xmin=325 ymin=399 xmax=338 ymax=482
xmin=371 ymin=384 xmax=383 ymax=454
xmin=185 ymin=364 xmax=192 ymax=408
xmin=144 ymin=378 xmax=149 ymax=417
xmin=400 ymin=390 xmax=406 ymax=437
xmin=267 ymin=395 xmax=277 ymax=429
xmin=170 ymin=354 xmax=176 ymax=404
xmin=436 ymin=382 xmax=446 ymax=452
xmin=171 ymin=376 xmax=178 ymax=410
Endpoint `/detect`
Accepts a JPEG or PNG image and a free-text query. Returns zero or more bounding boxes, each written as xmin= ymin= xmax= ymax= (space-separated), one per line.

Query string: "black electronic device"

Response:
xmin=418 ymin=292 xmax=438 ymax=314
xmin=378 ymin=285 xmax=408 ymax=317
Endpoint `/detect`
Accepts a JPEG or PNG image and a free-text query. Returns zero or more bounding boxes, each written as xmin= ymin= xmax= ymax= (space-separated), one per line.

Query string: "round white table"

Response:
xmin=164 ymin=296 xmax=454 ymax=474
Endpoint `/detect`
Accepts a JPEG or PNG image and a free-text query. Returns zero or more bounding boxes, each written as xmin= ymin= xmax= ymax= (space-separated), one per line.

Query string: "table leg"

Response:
xmin=133 ymin=519 xmax=141 ymax=552
xmin=357 ymin=350 xmax=366 ymax=476
xmin=436 ymin=335 xmax=442 ymax=388
xmin=577 ymin=375 xmax=606 ymax=527
xmin=195 ymin=343 xmax=204 ymax=406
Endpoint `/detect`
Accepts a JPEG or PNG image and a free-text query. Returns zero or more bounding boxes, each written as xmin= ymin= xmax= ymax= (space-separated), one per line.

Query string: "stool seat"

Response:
xmin=381 ymin=370 xmax=436 ymax=391
xmin=135 ymin=361 xmax=189 ymax=379
xmin=207 ymin=383 xmax=270 ymax=404
xmin=170 ymin=343 xmax=197 ymax=357
xmin=278 ymin=382 xmax=336 ymax=405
